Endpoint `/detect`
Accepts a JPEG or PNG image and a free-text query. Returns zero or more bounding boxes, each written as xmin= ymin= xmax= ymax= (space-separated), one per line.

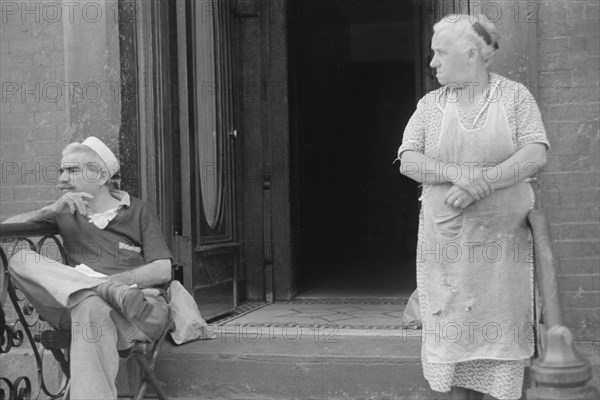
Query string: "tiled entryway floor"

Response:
xmin=213 ymin=298 xmax=420 ymax=337
xmin=213 ymin=260 xmax=418 ymax=337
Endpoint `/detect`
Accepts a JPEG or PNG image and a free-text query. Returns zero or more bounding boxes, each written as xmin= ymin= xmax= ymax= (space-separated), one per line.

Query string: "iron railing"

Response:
xmin=1 ymin=223 xmax=69 ymax=400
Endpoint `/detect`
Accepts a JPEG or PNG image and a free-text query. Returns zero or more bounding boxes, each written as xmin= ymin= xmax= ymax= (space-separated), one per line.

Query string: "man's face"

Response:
xmin=58 ymin=152 xmax=104 ymax=195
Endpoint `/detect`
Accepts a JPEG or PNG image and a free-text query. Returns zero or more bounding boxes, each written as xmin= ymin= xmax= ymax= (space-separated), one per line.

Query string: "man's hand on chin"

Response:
xmin=49 ymin=192 xmax=94 ymax=215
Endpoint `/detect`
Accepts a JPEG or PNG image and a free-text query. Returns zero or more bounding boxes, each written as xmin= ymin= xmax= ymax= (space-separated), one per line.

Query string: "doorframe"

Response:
xmin=135 ymin=0 xmax=177 ymax=246
xmin=259 ymin=0 xmax=294 ymax=301
xmin=237 ymin=0 xmax=294 ymax=301
xmin=173 ymin=0 xmax=195 ymax=292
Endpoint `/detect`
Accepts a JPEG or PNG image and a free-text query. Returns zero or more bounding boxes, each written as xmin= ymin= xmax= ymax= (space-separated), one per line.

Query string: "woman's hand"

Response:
xmin=444 ymin=185 xmax=476 ymax=209
xmin=453 ymin=167 xmax=494 ymax=201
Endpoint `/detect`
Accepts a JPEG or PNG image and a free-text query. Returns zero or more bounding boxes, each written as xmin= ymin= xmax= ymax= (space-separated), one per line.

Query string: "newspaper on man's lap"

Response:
xmin=74 ymin=264 xmax=139 ymax=289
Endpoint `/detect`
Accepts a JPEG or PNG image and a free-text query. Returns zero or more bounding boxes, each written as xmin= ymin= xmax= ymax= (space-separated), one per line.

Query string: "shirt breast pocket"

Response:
xmin=116 ymin=242 xmax=145 ymax=266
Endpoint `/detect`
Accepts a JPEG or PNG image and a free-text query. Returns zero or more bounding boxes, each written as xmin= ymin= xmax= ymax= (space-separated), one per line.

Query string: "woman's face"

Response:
xmin=429 ymin=30 xmax=471 ymax=86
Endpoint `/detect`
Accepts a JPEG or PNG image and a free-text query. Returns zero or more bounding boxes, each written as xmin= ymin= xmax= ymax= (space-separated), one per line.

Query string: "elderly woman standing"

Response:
xmin=398 ymin=14 xmax=549 ymax=400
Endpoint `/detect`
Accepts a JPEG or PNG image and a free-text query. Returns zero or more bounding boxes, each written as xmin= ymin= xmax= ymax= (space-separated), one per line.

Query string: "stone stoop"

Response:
xmin=5 ymin=294 xmax=598 ymax=400
xmin=150 ymin=331 xmax=436 ymax=400
xmin=5 ymin=332 xmax=598 ymax=399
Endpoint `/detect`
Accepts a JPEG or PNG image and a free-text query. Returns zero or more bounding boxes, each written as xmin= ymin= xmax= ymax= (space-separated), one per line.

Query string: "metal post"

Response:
xmin=526 ymin=211 xmax=599 ymax=400
xmin=527 ymin=325 xmax=598 ymax=400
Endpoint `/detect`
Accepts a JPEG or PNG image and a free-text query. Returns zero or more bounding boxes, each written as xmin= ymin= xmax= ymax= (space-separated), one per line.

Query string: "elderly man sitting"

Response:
xmin=4 ymin=137 xmax=172 ymax=400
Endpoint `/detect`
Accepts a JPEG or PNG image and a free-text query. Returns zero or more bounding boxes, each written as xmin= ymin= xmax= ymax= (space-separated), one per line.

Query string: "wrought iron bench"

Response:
xmin=1 ymin=222 xmax=174 ymax=400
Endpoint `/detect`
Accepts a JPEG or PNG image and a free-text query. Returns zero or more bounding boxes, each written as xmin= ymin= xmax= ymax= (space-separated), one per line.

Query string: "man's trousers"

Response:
xmin=8 ymin=249 xmax=169 ymax=400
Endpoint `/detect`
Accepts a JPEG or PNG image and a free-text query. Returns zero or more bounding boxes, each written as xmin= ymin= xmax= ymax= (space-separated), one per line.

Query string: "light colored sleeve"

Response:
xmin=397 ymin=98 xmax=427 ymax=159
xmin=515 ymin=84 xmax=550 ymax=150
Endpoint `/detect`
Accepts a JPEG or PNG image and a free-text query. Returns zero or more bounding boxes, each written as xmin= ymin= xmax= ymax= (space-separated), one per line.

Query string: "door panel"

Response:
xmin=176 ymin=0 xmax=240 ymax=319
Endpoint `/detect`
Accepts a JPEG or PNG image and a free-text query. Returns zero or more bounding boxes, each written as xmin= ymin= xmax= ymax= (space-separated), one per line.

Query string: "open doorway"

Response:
xmin=288 ymin=0 xmax=422 ymax=298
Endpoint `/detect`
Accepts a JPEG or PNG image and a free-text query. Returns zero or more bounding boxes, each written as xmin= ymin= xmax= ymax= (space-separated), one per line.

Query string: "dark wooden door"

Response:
xmin=175 ymin=0 xmax=240 ymax=319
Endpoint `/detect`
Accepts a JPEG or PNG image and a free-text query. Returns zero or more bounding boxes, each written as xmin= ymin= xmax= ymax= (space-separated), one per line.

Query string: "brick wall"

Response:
xmin=0 ymin=0 xmax=69 ymax=219
xmin=0 ymin=0 xmax=123 ymax=221
xmin=538 ymin=0 xmax=600 ymax=342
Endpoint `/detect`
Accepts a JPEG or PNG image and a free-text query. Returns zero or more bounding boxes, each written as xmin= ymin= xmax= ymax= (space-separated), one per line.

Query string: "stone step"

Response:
xmin=8 ymin=332 xmax=598 ymax=400
xmin=147 ymin=330 xmax=438 ymax=400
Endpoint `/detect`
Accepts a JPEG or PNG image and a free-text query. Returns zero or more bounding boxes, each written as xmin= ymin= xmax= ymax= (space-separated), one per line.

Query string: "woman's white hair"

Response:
xmin=433 ymin=14 xmax=500 ymax=66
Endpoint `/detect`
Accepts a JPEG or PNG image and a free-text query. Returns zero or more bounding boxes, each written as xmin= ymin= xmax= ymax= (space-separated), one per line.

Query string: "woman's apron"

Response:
xmin=421 ymin=89 xmax=535 ymax=364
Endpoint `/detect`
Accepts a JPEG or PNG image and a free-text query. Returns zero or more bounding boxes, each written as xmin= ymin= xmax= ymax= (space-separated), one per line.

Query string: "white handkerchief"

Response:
xmin=87 ymin=208 xmax=119 ymax=229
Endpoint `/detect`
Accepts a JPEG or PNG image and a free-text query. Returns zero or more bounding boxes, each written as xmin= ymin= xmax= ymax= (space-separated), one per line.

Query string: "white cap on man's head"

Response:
xmin=81 ymin=136 xmax=120 ymax=177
